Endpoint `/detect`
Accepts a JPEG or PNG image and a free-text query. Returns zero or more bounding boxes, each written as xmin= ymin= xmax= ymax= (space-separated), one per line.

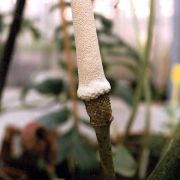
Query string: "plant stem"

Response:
xmin=114 ymin=0 xmax=121 ymax=8
xmin=59 ymin=0 xmax=79 ymax=130
xmin=138 ymin=1 xmax=155 ymax=177
xmin=85 ymin=94 xmax=116 ymax=180
xmin=138 ymin=74 xmax=151 ymax=179
xmin=130 ymin=0 xmax=142 ymax=51
xmin=147 ymin=124 xmax=180 ymax=180
xmin=144 ymin=0 xmax=155 ymax=66
xmin=123 ymin=76 xmax=143 ymax=141
xmin=123 ymin=0 xmax=155 ymax=141
xmin=0 ymin=0 xmax=26 ymax=111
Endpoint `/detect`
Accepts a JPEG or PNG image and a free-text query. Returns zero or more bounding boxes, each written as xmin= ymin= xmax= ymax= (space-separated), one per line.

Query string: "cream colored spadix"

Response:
xmin=71 ymin=0 xmax=111 ymax=101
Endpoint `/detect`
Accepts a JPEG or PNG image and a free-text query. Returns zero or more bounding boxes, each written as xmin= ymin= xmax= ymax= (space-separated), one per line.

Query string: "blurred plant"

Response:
xmin=168 ymin=64 xmax=180 ymax=125
xmin=0 ymin=13 xmax=5 ymax=54
xmin=0 ymin=123 xmax=57 ymax=179
xmin=59 ymin=0 xmax=79 ymax=130
xmin=0 ymin=0 xmax=176 ymax=179
xmin=15 ymin=1 xmax=140 ymax=178
xmin=146 ymin=3 xmax=180 ymax=176
xmin=53 ymin=2 xmax=141 ymax=106
xmin=0 ymin=0 xmax=27 ymax=110
xmin=120 ymin=0 xmax=155 ymax=179
xmin=0 ymin=0 xmax=41 ymax=111
xmin=21 ymin=18 xmax=41 ymax=40
xmin=113 ymin=144 xmax=137 ymax=177
xmin=123 ymin=0 xmax=155 ymax=140
xmin=162 ymin=65 xmax=180 ymax=144
xmin=147 ymin=123 xmax=180 ymax=180
xmin=19 ymin=70 xmax=138 ymax=178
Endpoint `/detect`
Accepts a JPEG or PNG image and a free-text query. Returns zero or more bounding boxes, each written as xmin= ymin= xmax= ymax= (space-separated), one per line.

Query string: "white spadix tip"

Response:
xmin=77 ymin=80 xmax=111 ymax=101
xmin=71 ymin=0 xmax=111 ymax=101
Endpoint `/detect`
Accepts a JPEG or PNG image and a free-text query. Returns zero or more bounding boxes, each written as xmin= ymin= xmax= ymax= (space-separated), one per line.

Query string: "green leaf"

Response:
xmin=147 ymin=134 xmax=167 ymax=158
xmin=80 ymin=118 xmax=92 ymax=129
xmin=22 ymin=18 xmax=41 ymax=39
xmin=113 ymin=84 xmax=133 ymax=106
xmin=58 ymin=60 xmax=67 ymax=70
xmin=113 ymin=61 xmax=139 ymax=76
xmin=57 ymin=129 xmax=98 ymax=170
xmin=71 ymin=132 xmax=98 ymax=170
xmin=95 ymin=13 xmax=112 ymax=33
xmin=54 ymin=24 xmax=75 ymax=51
xmin=57 ymin=129 xmax=73 ymax=163
xmin=32 ymin=78 xmax=65 ymax=96
xmin=107 ymin=77 xmax=117 ymax=93
xmin=113 ymin=145 xmax=137 ymax=177
xmin=38 ymin=107 xmax=70 ymax=129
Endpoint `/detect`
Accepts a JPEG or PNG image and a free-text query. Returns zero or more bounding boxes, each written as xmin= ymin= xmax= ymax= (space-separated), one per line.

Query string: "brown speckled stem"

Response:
xmin=85 ymin=94 xmax=116 ymax=180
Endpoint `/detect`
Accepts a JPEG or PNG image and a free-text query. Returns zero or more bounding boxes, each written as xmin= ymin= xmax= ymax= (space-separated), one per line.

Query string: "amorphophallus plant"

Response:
xmin=71 ymin=0 xmax=116 ymax=179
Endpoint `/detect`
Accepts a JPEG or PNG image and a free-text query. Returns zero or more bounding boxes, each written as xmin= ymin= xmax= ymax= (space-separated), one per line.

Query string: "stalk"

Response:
xmin=0 ymin=0 xmax=26 ymax=111
xmin=59 ymin=0 xmax=79 ymax=130
xmin=123 ymin=76 xmax=143 ymax=141
xmin=123 ymin=0 xmax=155 ymax=141
xmin=138 ymin=75 xmax=151 ymax=179
xmin=147 ymin=124 xmax=180 ymax=180
xmin=114 ymin=0 xmax=121 ymax=8
xmin=71 ymin=0 xmax=116 ymax=178
xmin=138 ymin=1 xmax=155 ymax=178
xmin=130 ymin=0 xmax=142 ymax=50
xmin=85 ymin=94 xmax=116 ymax=180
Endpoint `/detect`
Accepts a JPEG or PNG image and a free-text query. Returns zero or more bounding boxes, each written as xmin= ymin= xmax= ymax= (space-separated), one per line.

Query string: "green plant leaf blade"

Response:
xmin=57 ymin=129 xmax=98 ymax=170
xmin=72 ymin=133 xmax=98 ymax=170
xmin=32 ymin=78 xmax=65 ymax=96
xmin=113 ymin=145 xmax=137 ymax=177
xmin=38 ymin=107 xmax=70 ymax=129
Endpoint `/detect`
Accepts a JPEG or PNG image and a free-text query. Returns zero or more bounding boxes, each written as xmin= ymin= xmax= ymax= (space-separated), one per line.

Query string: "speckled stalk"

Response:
xmin=147 ymin=127 xmax=180 ymax=180
xmin=71 ymin=0 xmax=115 ymax=178
xmin=85 ymin=94 xmax=116 ymax=180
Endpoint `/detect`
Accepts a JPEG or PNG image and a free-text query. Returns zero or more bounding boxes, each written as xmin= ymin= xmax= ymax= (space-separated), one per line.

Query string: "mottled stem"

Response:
xmin=85 ymin=94 xmax=116 ymax=180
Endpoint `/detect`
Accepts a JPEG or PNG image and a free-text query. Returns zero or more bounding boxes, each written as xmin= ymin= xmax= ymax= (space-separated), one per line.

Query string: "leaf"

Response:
xmin=38 ymin=107 xmax=70 ymax=129
xmin=113 ymin=84 xmax=133 ymax=106
xmin=113 ymin=145 xmax=137 ymax=177
xmin=22 ymin=18 xmax=41 ymax=39
xmin=113 ymin=61 xmax=139 ymax=76
xmin=29 ymin=25 xmax=41 ymax=39
xmin=95 ymin=13 xmax=112 ymax=33
xmin=57 ymin=129 xmax=98 ymax=170
xmin=57 ymin=129 xmax=73 ymax=163
xmin=71 ymin=132 xmax=98 ymax=170
xmin=32 ymin=78 xmax=65 ymax=96
xmin=166 ymin=106 xmax=177 ymax=118
xmin=58 ymin=61 xmax=67 ymax=70
xmin=20 ymin=83 xmax=32 ymax=102
xmin=80 ymin=118 xmax=92 ymax=129
xmin=147 ymin=134 xmax=167 ymax=158
xmin=54 ymin=27 xmax=75 ymax=51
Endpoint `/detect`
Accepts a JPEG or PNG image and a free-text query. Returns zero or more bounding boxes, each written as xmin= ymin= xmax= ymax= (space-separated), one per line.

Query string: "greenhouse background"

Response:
xmin=0 ymin=0 xmax=179 ymax=179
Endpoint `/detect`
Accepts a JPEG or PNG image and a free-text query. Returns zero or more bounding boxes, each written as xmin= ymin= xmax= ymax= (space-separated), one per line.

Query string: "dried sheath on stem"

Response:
xmin=71 ymin=0 xmax=116 ymax=179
